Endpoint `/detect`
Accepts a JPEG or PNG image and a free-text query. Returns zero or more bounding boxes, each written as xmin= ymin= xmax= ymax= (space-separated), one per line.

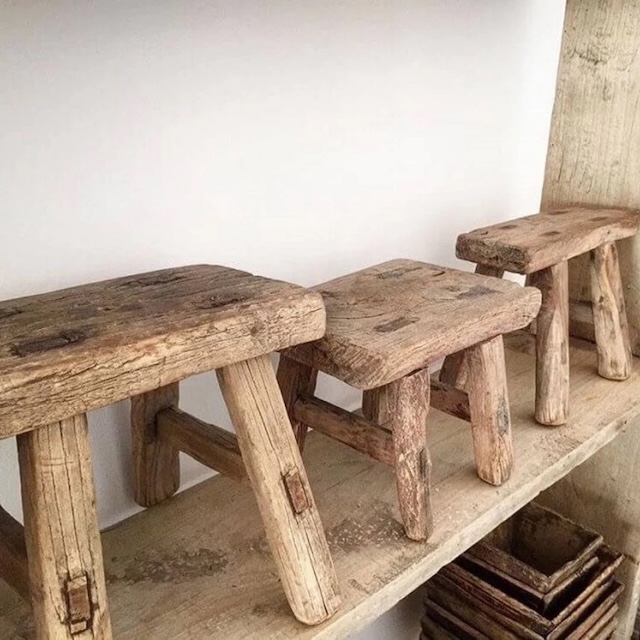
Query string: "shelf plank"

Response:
xmin=1 ymin=340 xmax=639 ymax=639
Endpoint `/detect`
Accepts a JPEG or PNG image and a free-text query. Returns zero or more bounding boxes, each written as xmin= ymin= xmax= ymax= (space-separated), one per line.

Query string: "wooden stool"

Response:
xmin=0 ymin=265 xmax=340 ymax=637
xmin=277 ymin=260 xmax=541 ymax=541
xmin=454 ymin=207 xmax=639 ymax=426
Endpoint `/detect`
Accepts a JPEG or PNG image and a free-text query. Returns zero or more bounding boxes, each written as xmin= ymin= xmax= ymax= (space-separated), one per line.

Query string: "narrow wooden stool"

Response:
xmin=454 ymin=208 xmax=639 ymax=426
xmin=278 ymin=260 xmax=541 ymax=541
xmin=0 ymin=265 xmax=340 ymax=637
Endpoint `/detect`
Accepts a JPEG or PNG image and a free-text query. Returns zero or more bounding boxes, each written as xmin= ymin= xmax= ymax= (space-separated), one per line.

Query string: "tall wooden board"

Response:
xmin=540 ymin=2 xmax=640 ymax=636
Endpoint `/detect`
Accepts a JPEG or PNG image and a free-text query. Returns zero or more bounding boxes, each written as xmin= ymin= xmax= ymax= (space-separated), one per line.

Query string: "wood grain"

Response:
xmin=466 ymin=336 xmax=513 ymax=485
xmin=430 ymin=379 xmax=470 ymax=422
xmin=530 ymin=263 xmax=570 ymax=426
xmin=131 ymin=384 xmax=180 ymax=507
xmin=156 ymin=407 xmax=246 ymax=483
xmin=276 ymin=355 xmax=318 ymax=450
xmin=540 ymin=4 xmax=640 ymax=635
xmin=216 ymin=354 xmax=340 ymax=625
xmin=456 ymin=208 xmax=639 ymax=275
xmin=590 ymin=242 xmax=633 ymax=380
xmin=293 ymin=396 xmax=395 ymax=466
xmin=285 ymin=259 xmax=541 ymax=389
xmin=361 ymin=385 xmax=391 ymax=426
xmin=1 ymin=344 xmax=638 ymax=639
xmin=0 ymin=265 xmax=326 ymax=437
xmin=388 ymin=368 xmax=433 ymax=541
xmin=17 ymin=415 xmax=111 ymax=639
xmin=0 ymin=505 xmax=29 ymax=600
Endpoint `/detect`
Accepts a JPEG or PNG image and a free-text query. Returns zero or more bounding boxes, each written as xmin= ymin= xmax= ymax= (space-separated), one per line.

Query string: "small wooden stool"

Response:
xmin=0 ymin=265 xmax=340 ymax=637
xmin=277 ymin=260 xmax=541 ymax=541
xmin=454 ymin=207 xmax=639 ymax=426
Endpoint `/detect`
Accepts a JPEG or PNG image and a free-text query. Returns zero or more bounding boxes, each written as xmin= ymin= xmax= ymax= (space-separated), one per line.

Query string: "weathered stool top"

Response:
xmin=0 ymin=265 xmax=325 ymax=436
xmin=456 ymin=208 xmax=639 ymax=274
xmin=285 ymin=259 xmax=541 ymax=390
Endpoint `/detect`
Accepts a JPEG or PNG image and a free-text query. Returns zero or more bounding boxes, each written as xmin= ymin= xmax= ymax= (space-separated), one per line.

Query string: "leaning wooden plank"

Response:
xmin=156 ymin=407 xmax=246 ymax=483
xmin=0 ymin=265 xmax=326 ymax=437
xmin=293 ymin=395 xmax=395 ymax=466
xmin=0 ymin=505 xmax=29 ymax=600
xmin=131 ymin=384 xmax=180 ymax=507
xmin=217 ymin=355 xmax=340 ymax=625
xmin=540 ymin=2 xmax=640 ymax=636
xmin=17 ymin=415 xmax=111 ymax=639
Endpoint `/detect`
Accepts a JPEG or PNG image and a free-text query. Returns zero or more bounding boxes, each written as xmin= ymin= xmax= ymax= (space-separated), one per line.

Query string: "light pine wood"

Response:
xmin=0 ymin=505 xmax=29 ymax=600
xmin=285 ymin=259 xmax=541 ymax=389
xmin=216 ymin=354 xmax=340 ymax=625
xmin=590 ymin=242 xmax=633 ymax=380
xmin=361 ymin=385 xmax=392 ymax=425
xmin=156 ymin=407 xmax=246 ymax=483
xmin=131 ymin=384 xmax=180 ymax=507
xmin=293 ymin=396 xmax=395 ymax=466
xmin=276 ymin=355 xmax=318 ymax=450
xmin=456 ymin=208 xmax=639 ymax=275
xmin=17 ymin=415 xmax=111 ymax=639
xmin=466 ymin=336 xmax=513 ymax=485
xmin=388 ymin=369 xmax=433 ymax=541
xmin=530 ymin=263 xmax=570 ymax=426
xmin=540 ymin=4 xmax=640 ymax=636
xmin=0 ymin=265 xmax=326 ymax=437
xmin=0 ymin=343 xmax=636 ymax=639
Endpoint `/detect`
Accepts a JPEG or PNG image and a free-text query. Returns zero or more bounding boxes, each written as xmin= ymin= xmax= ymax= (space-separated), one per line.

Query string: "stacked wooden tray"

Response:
xmin=422 ymin=503 xmax=624 ymax=639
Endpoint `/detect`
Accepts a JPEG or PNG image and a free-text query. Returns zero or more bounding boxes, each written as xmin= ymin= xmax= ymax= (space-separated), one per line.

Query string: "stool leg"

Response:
xmin=362 ymin=385 xmax=391 ymax=425
xmin=17 ymin=415 xmax=112 ymax=639
xmin=439 ymin=264 xmax=505 ymax=389
xmin=388 ymin=369 xmax=433 ymax=541
xmin=590 ymin=242 xmax=633 ymax=380
xmin=131 ymin=383 xmax=180 ymax=507
xmin=276 ymin=355 xmax=317 ymax=451
xmin=530 ymin=262 xmax=570 ymax=426
xmin=466 ymin=336 xmax=514 ymax=485
xmin=217 ymin=355 xmax=340 ymax=625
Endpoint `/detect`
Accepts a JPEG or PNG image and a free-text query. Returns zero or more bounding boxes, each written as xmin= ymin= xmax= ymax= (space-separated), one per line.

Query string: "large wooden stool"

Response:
xmin=277 ymin=259 xmax=541 ymax=541
xmin=0 ymin=265 xmax=340 ymax=638
xmin=454 ymin=207 xmax=639 ymax=426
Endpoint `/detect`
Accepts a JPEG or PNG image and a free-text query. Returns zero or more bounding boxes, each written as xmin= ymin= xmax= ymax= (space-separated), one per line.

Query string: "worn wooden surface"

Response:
xmin=17 ymin=415 xmax=111 ymax=639
xmin=456 ymin=208 xmax=638 ymax=275
xmin=540 ymin=2 xmax=640 ymax=637
xmin=0 ymin=506 xmax=28 ymax=601
xmin=276 ymin=356 xmax=318 ymax=450
xmin=285 ymin=259 xmax=541 ymax=389
xmin=466 ymin=336 xmax=513 ymax=486
xmin=156 ymin=407 xmax=246 ymax=483
xmin=388 ymin=369 xmax=433 ymax=541
xmin=216 ymin=354 xmax=340 ymax=625
xmin=530 ymin=263 xmax=570 ymax=426
xmin=294 ymin=395 xmax=395 ymax=466
xmin=131 ymin=384 xmax=180 ymax=507
xmin=589 ymin=242 xmax=632 ymax=380
xmin=0 ymin=265 xmax=325 ymax=437
xmin=0 ymin=343 xmax=638 ymax=639
xmin=362 ymin=385 xmax=391 ymax=426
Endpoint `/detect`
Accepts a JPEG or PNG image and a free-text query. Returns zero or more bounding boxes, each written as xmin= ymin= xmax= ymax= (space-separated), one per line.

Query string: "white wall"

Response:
xmin=0 ymin=1 xmax=565 ymax=637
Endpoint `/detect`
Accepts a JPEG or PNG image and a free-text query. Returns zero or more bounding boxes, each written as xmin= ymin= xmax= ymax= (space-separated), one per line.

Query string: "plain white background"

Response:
xmin=0 ymin=1 xmax=566 ymax=637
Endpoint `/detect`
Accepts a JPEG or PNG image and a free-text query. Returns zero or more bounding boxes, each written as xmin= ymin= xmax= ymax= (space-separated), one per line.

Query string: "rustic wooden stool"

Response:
xmin=453 ymin=208 xmax=639 ymax=426
xmin=277 ymin=259 xmax=541 ymax=541
xmin=0 ymin=265 xmax=340 ymax=638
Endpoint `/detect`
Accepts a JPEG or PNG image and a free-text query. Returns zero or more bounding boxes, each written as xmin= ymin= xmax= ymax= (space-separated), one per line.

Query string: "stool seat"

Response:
xmin=286 ymin=259 xmax=540 ymax=389
xmin=456 ymin=208 xmax=639 ymax=274
xmin=0 ymin=265 xmax=325 ymax=436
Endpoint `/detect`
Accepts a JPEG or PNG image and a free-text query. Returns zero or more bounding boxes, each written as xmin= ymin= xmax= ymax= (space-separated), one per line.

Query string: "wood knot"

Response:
xmin=374 ymin=317 xmax=418 ymax=333
xmin=11 ymin=330 xmax=86 ymax=357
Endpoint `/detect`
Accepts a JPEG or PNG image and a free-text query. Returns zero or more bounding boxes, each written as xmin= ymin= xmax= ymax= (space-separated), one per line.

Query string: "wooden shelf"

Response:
xmin=1 ymin=337 xmax=639 ymax=639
